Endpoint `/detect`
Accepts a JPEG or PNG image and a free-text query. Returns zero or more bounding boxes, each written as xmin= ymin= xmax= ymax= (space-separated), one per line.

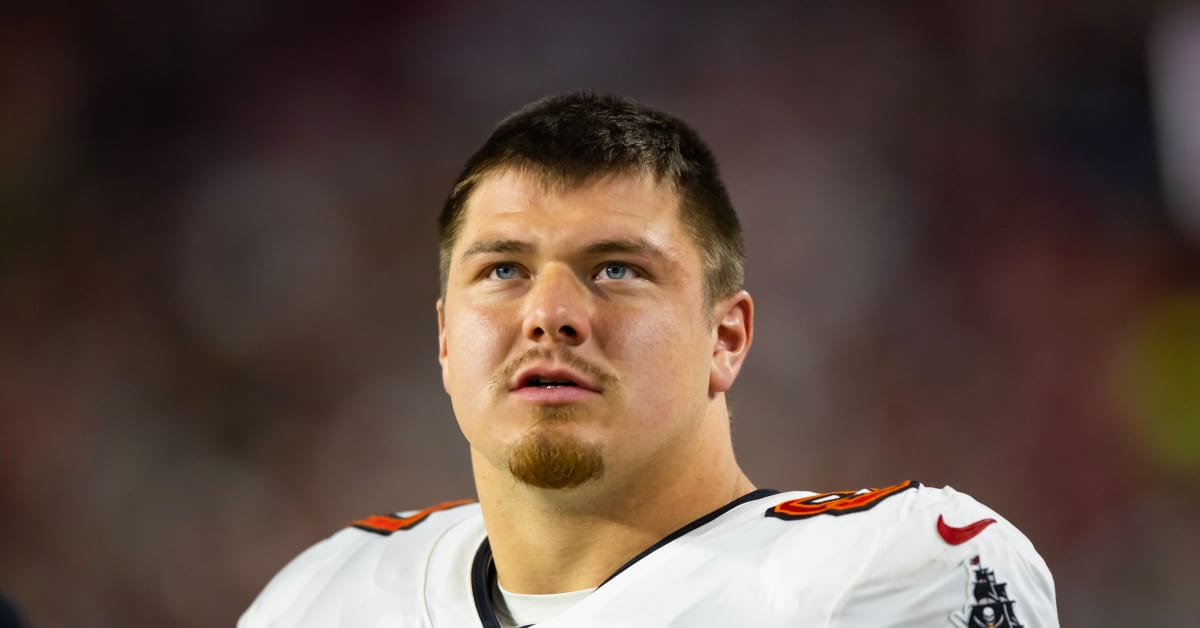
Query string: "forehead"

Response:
xmin=456 ymin=169 xmax=689 ymax=247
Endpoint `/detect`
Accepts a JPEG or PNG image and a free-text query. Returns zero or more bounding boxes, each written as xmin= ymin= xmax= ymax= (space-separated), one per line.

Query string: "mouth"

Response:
xmin=511 ymin=367 xmax=600 ymax=394
xmin=524 ymin=377 xmax=579 ymax=388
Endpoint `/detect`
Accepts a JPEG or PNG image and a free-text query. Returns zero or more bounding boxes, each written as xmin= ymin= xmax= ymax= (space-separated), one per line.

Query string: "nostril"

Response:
xmin=560 ymin=325 xmax=577 ymax=337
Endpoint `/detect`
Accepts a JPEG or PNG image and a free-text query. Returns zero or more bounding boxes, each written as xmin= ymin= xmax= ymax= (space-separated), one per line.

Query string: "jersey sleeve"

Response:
xmin=828 ymin=485 xmax=1058 ymax=628
xmin=237 ymin=528 xmax=367 ymax=628
xmin=236 ymin=501 xmax=479 ymax=627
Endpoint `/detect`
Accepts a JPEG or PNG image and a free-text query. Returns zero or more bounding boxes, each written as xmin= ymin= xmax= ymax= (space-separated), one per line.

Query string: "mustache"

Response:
xmin=491 ymin=347 xmax=619 ymax=392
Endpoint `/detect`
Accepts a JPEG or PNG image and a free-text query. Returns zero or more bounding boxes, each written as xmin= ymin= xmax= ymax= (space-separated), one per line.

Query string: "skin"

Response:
xmin=437 ymin=168 xmax=756 ymax=594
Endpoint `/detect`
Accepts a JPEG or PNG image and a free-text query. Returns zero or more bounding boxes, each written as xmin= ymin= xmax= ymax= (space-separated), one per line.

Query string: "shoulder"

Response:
xmin=237 ymin=500 xmax=480 ymax=628
xmin=762 ymin=481 xmax=1037 ymax=555
xmin=760 ymin=482 xmax=1058 ymax=627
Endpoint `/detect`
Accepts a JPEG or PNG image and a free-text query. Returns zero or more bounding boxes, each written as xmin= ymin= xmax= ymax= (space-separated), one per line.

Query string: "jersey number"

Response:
xmin=765 ymin=480 xmax=919 ymax=520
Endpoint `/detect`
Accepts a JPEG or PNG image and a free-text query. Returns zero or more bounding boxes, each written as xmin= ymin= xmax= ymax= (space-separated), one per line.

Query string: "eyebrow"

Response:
xmin=461 ymin=239 xmax=534 ymax=258
xmin=460 ymin=237 xmax=670 ymax=262
xmin=581 ymin=237 xmax=669 ymax=262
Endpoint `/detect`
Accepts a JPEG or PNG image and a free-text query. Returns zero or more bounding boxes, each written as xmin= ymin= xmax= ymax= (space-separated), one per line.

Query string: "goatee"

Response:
xmin=506 ymin=406 xmax=605 ymax=489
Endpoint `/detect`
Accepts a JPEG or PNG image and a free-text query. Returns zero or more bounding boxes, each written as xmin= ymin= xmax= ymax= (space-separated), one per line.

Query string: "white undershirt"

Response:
xmin=492 ymin=579 xmax=595 ymax=627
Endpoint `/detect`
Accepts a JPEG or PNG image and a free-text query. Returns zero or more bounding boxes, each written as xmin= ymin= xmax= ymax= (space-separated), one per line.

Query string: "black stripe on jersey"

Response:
xmin=599 ymin=488 xmax=779 ymax=587
xmin=471 ymin=539 xmax=503 ymax=628
xmin=469 ymin=541 xmax=556 ymax=628
xmin=470 ymin=488 xmax=780 ymax=627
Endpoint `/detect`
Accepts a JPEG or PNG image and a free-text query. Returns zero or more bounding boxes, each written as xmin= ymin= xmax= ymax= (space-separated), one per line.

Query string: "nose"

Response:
xmin=522 ymin=264 xmax=591 ymax=346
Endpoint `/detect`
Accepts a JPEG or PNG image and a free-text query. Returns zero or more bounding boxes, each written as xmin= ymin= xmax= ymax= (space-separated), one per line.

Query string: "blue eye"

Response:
xmin=490 ymin=264 xmax=520 ymax=280
xmin=599 ymin=262 xmax=632 ymax=280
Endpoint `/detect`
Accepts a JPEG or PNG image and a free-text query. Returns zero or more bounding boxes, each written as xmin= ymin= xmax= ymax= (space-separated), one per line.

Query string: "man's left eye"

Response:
xmin=596 ymin=262 xmax=636 ymax=280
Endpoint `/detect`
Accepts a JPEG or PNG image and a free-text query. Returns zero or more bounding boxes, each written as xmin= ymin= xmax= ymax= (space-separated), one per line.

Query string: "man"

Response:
xmin=239 ymin=93 xmax=1058 ymax=627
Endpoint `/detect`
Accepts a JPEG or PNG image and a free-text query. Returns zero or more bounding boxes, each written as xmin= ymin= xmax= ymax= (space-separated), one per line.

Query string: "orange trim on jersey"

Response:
xmin=352 ymin=499 xmax=475 ymax=535
xmin=766 ymin=480 xmax=919 ymax=520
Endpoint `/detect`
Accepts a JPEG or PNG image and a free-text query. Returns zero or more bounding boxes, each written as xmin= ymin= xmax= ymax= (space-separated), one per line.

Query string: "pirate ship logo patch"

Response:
xmin=951 ymin=555 xmax=1024 ymax=628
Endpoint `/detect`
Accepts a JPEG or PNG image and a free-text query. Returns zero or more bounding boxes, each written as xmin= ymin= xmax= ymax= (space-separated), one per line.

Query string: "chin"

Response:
xmin=505 ymin=426 xmax=606 ymax=490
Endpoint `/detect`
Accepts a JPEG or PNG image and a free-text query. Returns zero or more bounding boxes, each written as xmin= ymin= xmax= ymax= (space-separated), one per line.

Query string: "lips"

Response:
xmin=512 ymin=366 xmax=599 ymax=393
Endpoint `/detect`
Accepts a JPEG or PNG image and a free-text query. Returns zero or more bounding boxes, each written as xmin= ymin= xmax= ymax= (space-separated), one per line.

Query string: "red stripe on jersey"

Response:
xmin=352 ymin=499 xmax=475 ymax=535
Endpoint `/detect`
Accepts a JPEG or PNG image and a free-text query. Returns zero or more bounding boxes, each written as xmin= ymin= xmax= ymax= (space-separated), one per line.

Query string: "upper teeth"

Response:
xmin=531 ymin=377 xmax=574 ymax=387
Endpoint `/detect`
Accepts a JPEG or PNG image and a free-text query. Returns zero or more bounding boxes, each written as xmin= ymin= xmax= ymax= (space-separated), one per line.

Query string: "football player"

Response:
xmin=240 ymin=93 xmax=1058 ymax=627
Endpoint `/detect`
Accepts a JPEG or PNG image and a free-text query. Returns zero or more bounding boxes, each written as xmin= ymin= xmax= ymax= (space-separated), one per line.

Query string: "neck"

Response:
xmin=473 ymin=404 xmax=755 ymax=594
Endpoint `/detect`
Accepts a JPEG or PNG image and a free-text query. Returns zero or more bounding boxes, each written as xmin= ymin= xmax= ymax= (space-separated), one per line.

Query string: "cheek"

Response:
xmin=601 ymin=306 xmax=711 ymax=410
xmin=444 ymin=306 xmax=515 ymax=394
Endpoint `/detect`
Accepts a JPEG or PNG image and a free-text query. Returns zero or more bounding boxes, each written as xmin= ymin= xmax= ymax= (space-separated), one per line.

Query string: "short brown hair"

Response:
xmin=438 ymin=92 xmax=744 ymax=306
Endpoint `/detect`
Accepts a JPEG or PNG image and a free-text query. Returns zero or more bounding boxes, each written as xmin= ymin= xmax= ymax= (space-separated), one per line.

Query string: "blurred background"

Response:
xmin=2 ymin=1 xmax=1199 ymax=625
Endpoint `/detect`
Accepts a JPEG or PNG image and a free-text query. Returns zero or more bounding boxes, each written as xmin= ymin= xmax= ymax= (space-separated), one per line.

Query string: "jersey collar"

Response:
xmin=469 ymin=488 xmax=780 ymax=627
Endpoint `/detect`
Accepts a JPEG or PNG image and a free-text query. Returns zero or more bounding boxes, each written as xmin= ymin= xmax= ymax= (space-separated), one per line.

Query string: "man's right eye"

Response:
xmin=488 ymin=264 xmax=521 ymax=280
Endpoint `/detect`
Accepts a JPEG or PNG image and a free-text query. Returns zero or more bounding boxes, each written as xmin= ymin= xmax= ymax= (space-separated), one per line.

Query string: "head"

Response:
xmin=439 ymin=92 xmax=744 ymax=311
xmin=437 ymin=94 xmax=753 ymax=492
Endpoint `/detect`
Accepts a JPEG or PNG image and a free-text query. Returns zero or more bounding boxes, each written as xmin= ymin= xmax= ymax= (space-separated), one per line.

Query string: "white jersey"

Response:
xmin=239 ymin=481 xmax=1057 ymax=627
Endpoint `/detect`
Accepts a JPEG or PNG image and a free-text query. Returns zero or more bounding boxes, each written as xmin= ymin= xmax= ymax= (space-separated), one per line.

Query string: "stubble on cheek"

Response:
xmin=506 ymin=406 xmax=605 ymax=489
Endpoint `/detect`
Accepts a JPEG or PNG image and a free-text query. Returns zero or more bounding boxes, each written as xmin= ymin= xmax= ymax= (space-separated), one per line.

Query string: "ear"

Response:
xmin=437 ymin=298 xmax=450 ymax=391
xmin=710 ymin=290 xmax=754 ymax=395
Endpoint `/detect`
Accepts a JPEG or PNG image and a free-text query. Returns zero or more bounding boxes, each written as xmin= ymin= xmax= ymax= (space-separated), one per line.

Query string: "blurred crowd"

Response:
xmin=2 ymin=1 xmax=1198 ymax=626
